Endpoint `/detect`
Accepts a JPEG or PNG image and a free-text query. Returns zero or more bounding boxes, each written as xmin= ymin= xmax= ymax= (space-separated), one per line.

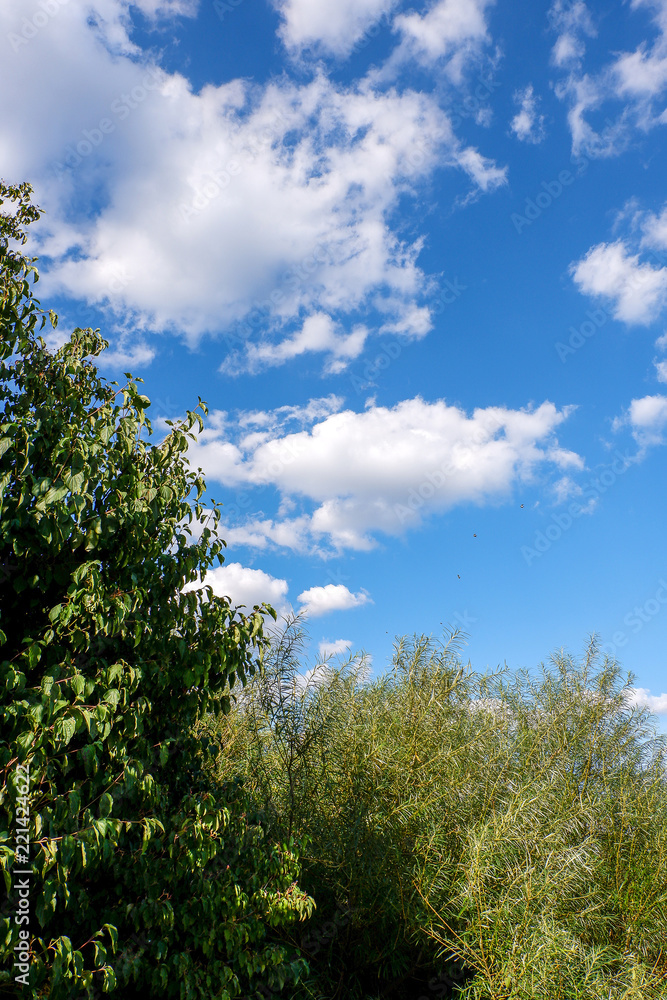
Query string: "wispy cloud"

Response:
xmin=510 ymin=85 xmax=547 ymax=143
xmin=550 ymin=0 xmax=667 ymax=157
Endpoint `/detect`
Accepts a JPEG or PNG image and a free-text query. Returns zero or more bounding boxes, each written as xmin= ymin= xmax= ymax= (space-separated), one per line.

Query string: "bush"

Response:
xmin=201 ymin=618 xmax=667 ymax=1000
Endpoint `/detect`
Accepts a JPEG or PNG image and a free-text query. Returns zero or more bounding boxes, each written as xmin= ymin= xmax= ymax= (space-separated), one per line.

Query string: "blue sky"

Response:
xmin=3 ymin=0 xmax=667 ymax=724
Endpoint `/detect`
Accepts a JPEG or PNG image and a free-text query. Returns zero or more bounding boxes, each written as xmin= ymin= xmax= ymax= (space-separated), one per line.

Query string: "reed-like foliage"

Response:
xmin=198 ymin=619 xmax=667 ymax=1000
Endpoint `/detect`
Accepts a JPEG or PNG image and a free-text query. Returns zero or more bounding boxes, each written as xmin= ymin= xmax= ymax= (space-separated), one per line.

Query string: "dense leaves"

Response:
xmin=0 ymin=181 xmax=313 ymax=999
xmin=203 ymin=620 xmax=667 ymax=1000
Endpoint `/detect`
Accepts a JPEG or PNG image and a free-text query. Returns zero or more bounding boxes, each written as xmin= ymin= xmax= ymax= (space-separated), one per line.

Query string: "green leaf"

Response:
xmin=70 ymin=675 xmax=85 ymax=698
xmin=103 ymin=689 xmax=120 ymax=710
xmin=53 ymin=716 xmax=76 ymax=746
xmin=27 ymin=643 xmax=41 ymax=669
xmin=102 ymin=966 xmax=117 ymax=992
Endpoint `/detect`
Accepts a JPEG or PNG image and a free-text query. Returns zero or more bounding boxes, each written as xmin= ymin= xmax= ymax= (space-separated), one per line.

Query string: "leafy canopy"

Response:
xmin=0 ymin=180 xmax=313 ymax=1000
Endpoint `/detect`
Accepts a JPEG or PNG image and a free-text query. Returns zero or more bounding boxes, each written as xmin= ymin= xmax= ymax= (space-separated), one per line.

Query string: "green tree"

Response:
xmin=0 ymin=180 xmax=313 ymax=999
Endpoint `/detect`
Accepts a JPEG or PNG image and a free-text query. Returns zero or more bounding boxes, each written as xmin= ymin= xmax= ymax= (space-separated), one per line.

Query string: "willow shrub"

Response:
xmin=199 ymin=618 xmax=667 ymax=1000
xmin=0 ymin=181 xmax=312 ymax=1000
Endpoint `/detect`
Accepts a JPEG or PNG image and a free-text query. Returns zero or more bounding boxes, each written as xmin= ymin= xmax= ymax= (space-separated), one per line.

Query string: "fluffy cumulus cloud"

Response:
xmin=180 ymin=561 xmax=373 ymax=623
xmin=187 ymin=395 xmax=582 ymax=552
xmin=625 ymin=686 xmax=667 ymax=714
xmin=318 ymin=638 xmax=353 ymax=658
xmin=550 ymin=0 xmax=667 ymax=157
xmin=510 ymin=85 xmax=546 ymax=143
xmin=297 ymin=584 xmax=371 ymax=616
xmin=570 ymin=239 xmax=667 ymax=324
xmin=613 ymin=394 xmax=667 ymax=449
xmin=0 ymin=0 xmax=506 ymax=366
xmin=274 ymin=0 xmax=394 ymax=57
xmin=182 ymin=562 xmax=291 ymax=617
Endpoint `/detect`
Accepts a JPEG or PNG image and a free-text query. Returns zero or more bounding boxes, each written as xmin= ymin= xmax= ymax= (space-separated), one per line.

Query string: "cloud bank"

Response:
xmin=188 ymin=395 xmax=582 ymax=552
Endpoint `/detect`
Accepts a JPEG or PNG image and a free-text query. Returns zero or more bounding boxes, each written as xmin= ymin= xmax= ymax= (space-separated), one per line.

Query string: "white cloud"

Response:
xmin=188 ymin=396 xmax=581 ymax=552
xmin=613 ymin=393 xmax=667 ymax=448
xmin=612 ymin=0 xmax=667 ymax=100
xmin=393 ymin=0 xmax=494 ymax=77
xmin=217 ymin=516 xmax=316 ymax=554
xmin=222 ymin=313 xmax=370 ymax=375
xmin=549 ymin=0 xmax=596 ymax=69
xmin=275 ymin=0 xmax=394 ymax=57
xmin=642 ymin=204 xmax=667 ymax=250
xmin=0 ymin=0 xmax=506 ymax=366
xmin=183 ymin=561 xmax=291 ymax=617
xmin=96 ymin=338 xmax=156 ymax=369
xmin=297 ymin=584 xmax=371 ymax=616
xmin=655 ymin=359 xmax=667 ymax=381
xmin=625 ymin=686 xmax=667 ymax=714
xmin=570 ymin=241 xmax=667 ymax=324
xmin=550 ymin=0 xmax=667 ymax=156
xmin=180 ymin=559 xmax=373 ymax=626
xmin=318 ymin=638 xmax=353 ymax=657
xmin=454 ymin=147 xmax=507 ymax=192
xmin=134 ymin=0 xmax=199 ymax=15
xmin=238 ymin=395 xmax=345 ymax=431
xmin=510 ymin=85 xmax=546 ymax=143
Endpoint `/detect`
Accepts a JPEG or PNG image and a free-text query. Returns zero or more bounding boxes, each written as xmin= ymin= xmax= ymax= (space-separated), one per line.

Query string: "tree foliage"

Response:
xmin=203 ymin=619 xmax=667 ymax=1000
xmin=0 ymin=180 xmax=313 ymax=1000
